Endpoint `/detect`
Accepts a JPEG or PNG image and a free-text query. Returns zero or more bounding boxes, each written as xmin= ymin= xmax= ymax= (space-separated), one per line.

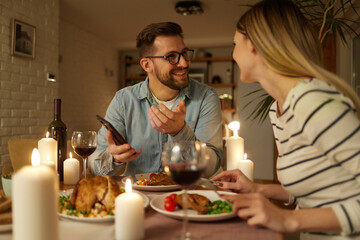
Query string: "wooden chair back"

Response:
xmin=8 ymin=139 xmax=78 ymax=172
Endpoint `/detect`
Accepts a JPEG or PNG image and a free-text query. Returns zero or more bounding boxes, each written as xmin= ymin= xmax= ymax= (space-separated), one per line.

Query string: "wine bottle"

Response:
xmin=48 ymin=99 xmax=67 ymax=181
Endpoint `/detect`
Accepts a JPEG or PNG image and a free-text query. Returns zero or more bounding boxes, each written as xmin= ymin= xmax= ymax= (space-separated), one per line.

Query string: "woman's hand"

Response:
xmin=222 ymin=193 xmax=296 ymax=233
xmin=211 ymin=169 xmax=258 ymax=194
xmin=222 ymin=193 xmax=342 ymax=234
xmin=107 ymin=130 xmax=142 ymax=162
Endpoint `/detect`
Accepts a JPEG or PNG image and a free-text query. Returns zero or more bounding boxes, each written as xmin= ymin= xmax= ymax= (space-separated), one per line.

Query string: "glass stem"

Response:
xmin=182 ymin=189 xmax=191 ymax=240
xmin=83 ymin=157 xmax=87 ymax=178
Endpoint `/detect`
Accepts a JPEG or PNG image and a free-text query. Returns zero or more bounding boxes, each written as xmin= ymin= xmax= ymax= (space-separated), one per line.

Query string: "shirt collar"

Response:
xmin=137 ymin=77 xmax=192 ymax=103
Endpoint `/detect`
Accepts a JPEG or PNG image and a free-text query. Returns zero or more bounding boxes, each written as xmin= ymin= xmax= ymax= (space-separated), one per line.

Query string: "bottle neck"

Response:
xmin=54 ymin=99 xmax=62 ymax=120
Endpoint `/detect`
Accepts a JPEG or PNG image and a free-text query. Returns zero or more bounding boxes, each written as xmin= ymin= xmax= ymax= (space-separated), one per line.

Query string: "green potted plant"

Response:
xmin=243 ymin=0 xmax=360 ymax=122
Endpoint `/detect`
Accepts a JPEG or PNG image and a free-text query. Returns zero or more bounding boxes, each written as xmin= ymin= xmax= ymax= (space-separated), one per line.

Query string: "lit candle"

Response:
xmin=13 ymin=148 xmax=59 ymax=240
xmin=238 ymin=153 xmax=254 ymax=181
xmin=64 ymin=152 xmax=80 ymax=185
xmin=38 ymin=131 xmax=57 ymax=170
xmin=115 ymin=178 xmax=144 ymax=240
xmin=226 ymin=121 xmax=244 ymax=170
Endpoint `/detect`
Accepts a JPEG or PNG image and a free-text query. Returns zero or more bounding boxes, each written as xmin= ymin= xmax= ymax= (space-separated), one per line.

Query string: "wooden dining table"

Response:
xmin=0 ymin=176 xmax=283 ymax=240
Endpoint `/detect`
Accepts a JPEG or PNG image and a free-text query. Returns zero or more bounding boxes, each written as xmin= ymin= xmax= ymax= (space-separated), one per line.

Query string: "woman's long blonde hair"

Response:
xmin=237 ymin=0 xmax=360 ymax=118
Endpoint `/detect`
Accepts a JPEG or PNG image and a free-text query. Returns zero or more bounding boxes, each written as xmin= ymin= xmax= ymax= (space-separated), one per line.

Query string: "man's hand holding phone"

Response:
xmin=107 ymin=130 xmax=142 ymax=163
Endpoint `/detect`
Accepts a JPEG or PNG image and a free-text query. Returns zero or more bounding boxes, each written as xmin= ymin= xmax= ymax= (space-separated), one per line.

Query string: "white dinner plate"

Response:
xmin=58 ymin=188 xmax=149 ymax=222
xmin=150 ymin=190 xmax=237 ymax=222
xmin=0 ymin=224 xmax=12 ymax=232
xmin=123 ymin=173 xmax=181 ymax=192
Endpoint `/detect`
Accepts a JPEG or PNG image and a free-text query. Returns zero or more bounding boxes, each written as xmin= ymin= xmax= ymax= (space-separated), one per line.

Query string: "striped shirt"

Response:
xmin=269 ymin=79 xmax=360 ymax=239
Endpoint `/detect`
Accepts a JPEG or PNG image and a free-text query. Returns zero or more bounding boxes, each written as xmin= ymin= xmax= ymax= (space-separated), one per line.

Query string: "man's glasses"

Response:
xmin=145 ymin=49 xmax=194 ymax=65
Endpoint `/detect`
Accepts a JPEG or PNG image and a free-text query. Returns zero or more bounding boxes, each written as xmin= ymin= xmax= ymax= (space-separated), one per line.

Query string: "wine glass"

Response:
xmin=162 ymin=141 xmax=209 ymax=240
xmin=71 ymin=131 xmax=97 ymax=178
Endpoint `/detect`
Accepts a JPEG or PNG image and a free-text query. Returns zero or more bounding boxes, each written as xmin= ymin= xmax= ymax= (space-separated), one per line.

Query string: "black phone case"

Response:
xmin=96 ymin=115 xmax=127 ymax=145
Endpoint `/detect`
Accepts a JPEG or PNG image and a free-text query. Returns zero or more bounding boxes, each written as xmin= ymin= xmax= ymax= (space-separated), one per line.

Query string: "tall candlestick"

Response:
xmin=238 ymin=153 xmax=254 ymax=181
xmin=226 ymin=121 xmax=244 ymax=170
xmin=13 ymin=148 xmax=59 ymax=240
xmin=64 ymin=152 xmax=80 ymax=185
xmin=115 ymin=179 xmax=144 ymax=240
xmin=38 ymin=131 xmax=57 ymax=171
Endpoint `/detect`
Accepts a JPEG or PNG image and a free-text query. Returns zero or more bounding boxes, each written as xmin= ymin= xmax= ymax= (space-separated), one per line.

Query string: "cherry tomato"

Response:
xmin=164 ymin=200 xmax=176 ymax=211
xmin=164 ymin=196 xmax=173 ymax=203
xmin=168 ymin=193 xmax=177 ymax=201
xmin=150 ymin=173 xmax=157 ymax=178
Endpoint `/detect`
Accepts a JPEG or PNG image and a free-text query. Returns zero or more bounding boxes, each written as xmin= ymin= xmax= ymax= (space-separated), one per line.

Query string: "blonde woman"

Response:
xmin=212 ymin=0 xmax=360 ymax=239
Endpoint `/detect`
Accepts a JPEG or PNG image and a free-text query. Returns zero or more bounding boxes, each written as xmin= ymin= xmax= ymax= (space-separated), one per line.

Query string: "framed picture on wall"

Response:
xmin=11 ymin=19 xmax=36 ymax=58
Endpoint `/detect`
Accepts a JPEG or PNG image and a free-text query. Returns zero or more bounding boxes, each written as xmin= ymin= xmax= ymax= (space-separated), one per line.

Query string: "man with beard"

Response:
xmin=89 ymin=22 xmax=223 ymax=177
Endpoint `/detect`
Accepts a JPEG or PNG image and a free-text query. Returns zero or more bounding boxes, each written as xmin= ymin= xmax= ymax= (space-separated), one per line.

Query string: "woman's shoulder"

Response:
xmin=285 ymin=78 xmax=356 ymax=122
xmin=292 ymin=78 xmax=338 ymax=98
xmin=287 ymin=78 xmax=346 ymax=110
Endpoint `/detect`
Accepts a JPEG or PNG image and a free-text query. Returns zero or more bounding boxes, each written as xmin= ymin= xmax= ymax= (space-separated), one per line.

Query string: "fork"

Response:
xmin=197 ymin=178 xmax=233 ymax=204
xmin=196 ymin=178 xmax=222 ymax=198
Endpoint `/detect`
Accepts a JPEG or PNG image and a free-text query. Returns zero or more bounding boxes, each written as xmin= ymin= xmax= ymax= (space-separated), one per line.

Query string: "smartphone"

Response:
xmin=96 ymin=115 xmax=127 ymax=145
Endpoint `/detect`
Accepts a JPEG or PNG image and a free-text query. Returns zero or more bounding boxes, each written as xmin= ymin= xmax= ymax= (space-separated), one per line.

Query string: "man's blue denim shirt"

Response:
xmin=89 ymin=77 xmax=223 ymax=177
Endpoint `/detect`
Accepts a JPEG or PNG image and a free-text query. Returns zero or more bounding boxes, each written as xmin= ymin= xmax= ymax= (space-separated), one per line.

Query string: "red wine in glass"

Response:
xmin=71 ymin=131 xmax=97 ymax=179
xmin=167 ymin=163 xmax=205 ymax=187
xmin=74 ymin=146 xmax=96 ymax=158
xmin=162 ymin=141 xmax=209 ymax=240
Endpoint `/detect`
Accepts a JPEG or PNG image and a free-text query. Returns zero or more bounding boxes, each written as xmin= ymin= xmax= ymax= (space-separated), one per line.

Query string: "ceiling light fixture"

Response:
xmin=175 ymin=1 xmax=203 ymax=16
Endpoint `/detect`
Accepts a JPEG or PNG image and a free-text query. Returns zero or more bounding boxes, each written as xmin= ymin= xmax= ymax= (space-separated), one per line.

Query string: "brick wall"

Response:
xmin=0 ymin=0 xmax=59 ymax=170
xmin=0 ymin=0 xmax=119 ymax=176
xmin=59 ymin=19 xmax=119 ymax=137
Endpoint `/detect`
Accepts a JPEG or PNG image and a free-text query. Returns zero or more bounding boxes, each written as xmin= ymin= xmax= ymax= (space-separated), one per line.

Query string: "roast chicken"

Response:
xmin=69 ymin=175 xmax=121 ymax=212
xmin=174 ymin=193 xmax=210 ymax=214
xmin=149 ymin=172 xmax=175 ymax=186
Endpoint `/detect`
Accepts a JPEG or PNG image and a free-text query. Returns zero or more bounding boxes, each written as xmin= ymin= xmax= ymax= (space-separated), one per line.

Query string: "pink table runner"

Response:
xmin=144 ymin=206 xmax=282 ymax=240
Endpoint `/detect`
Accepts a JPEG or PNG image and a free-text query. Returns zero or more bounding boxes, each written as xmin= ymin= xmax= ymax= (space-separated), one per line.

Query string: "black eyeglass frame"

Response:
xmin=145 ymin=49 xmax=194 ymax=65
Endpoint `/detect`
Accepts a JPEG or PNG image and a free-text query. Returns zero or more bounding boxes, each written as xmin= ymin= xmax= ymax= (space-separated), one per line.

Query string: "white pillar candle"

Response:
xmin=115 ymin=178 xmax=144 ymax=240
xmin=13 ymin=148 xmax=59 ymax=240
xmin=43 ymin=156 xmax=56 ymax=172
xmin=238 ymin=153 xmax=254 ymax=181
xmin=226 ymin=121 xmax=244 ymax=170
xmin=64 ymin=152 xmax=80 ymax=185
xmin=38 ymin=131 xmax=58 ymax=171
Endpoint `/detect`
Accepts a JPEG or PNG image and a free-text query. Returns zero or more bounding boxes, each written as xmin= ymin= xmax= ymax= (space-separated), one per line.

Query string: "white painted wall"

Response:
xmin=0 ymin=0 xmax=119 ymax=174
xmin=0 ymin=0 xmax=59 ymax=169
xmin=59 ymin=19 xmax=119 ymax=136
xmin=233 ymin=72 xmax=275 ymax=180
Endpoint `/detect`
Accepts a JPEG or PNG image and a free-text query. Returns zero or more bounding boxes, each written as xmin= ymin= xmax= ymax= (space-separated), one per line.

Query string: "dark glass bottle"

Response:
xmin=48 ymin=99 xmax=67 ymax=181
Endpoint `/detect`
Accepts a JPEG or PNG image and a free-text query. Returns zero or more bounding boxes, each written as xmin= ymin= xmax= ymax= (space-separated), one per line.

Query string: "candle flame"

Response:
xmin=70 ymin=152 xmax=72 ymax=158
xmin=125 ymin=178 xmax=132 ymax=193
xmin=46 ymin=131 xmax=49 ymax=138
xmin=228 ymin=121 xmax=240 ymax=137
xmin=244 ymin=153 xmax=247 ymax=160
xmin=31 ymin=148 xmax=40 ymax=166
